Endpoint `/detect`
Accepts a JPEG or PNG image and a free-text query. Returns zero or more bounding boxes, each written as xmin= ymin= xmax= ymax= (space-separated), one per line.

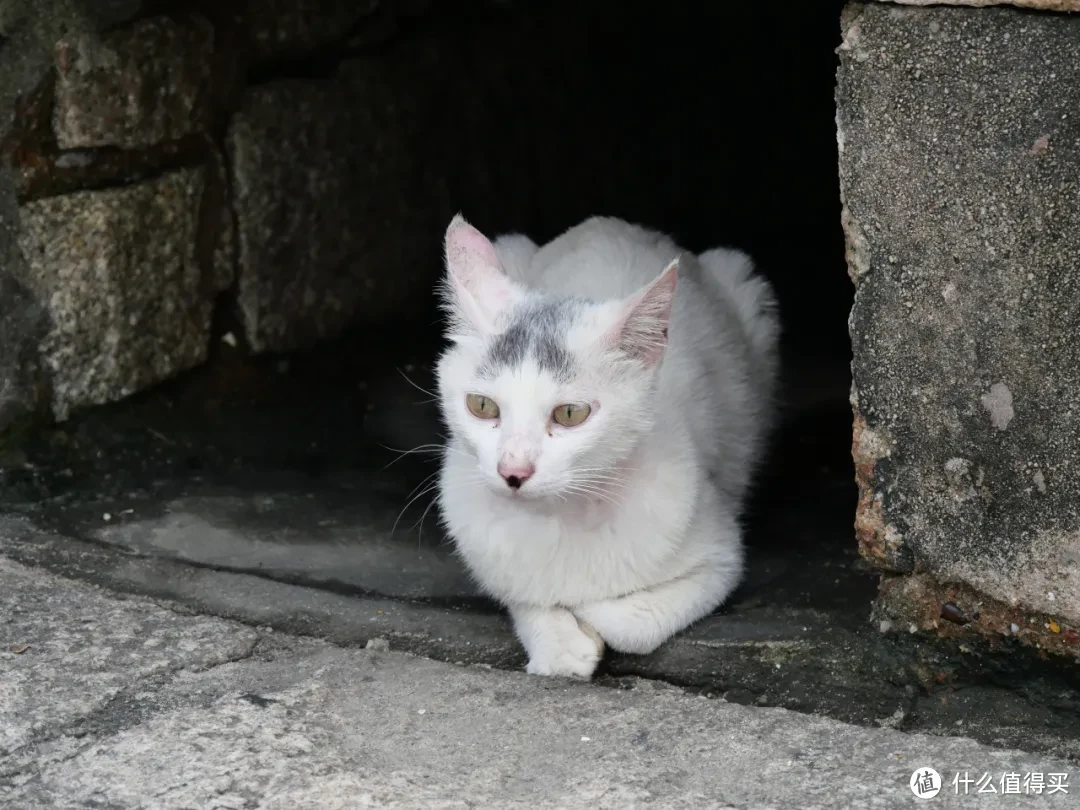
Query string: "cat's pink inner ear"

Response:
xmin=446 ymin=215 xmax=504 ymax=277
xmin=612 ymin=258 xmax=679 ymax=366
xmin=444 ymin=214 xmax=517 ymax=330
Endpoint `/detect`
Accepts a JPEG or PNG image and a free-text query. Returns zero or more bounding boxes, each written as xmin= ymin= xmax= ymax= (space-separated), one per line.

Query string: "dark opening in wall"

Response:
xmin=4 ymin=0 xmax=1079 ymax=757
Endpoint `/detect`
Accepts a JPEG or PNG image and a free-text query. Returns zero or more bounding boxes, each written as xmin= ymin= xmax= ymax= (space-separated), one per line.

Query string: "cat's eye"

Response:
xmin=466 ymin=393 xmax=500 ymax=420
xmin=552 ymin=403 xmax=592 ymax=428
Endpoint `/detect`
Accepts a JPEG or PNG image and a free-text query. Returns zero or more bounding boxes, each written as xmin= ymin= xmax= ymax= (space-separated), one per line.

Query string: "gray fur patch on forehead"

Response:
xmin=478 ymin=297 xmax=583 ymax=382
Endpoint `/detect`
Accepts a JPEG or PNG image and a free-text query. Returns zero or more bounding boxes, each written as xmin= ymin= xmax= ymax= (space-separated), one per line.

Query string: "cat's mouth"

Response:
xmin=497 ymin=482 xmax=534 ymax=499
xmin=489 ymin=476 xmax=547 ymax=502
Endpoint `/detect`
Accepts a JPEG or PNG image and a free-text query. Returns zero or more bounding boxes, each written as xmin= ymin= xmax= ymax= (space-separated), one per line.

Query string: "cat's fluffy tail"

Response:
xmin=698 ymin=247 xmax=780 ymax=368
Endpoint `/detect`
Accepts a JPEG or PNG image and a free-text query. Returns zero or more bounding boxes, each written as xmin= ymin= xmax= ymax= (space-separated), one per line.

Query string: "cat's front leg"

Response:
xmin=509 ymin=603 xmax=606 ymax=678
xmin=574 ymin=499 xmax=743 ymax=656
xmin=573 ymin=551 xmax=740 ymax=655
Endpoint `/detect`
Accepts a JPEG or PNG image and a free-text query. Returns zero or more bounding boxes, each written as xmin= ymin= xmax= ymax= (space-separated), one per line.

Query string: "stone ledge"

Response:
xmin=876 ymin=572 xmax=1080 ymax=660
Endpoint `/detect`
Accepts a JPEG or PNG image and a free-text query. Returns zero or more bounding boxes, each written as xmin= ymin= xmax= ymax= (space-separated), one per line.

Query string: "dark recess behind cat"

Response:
xmin=431 ymin=0 xmax=851 ymax=371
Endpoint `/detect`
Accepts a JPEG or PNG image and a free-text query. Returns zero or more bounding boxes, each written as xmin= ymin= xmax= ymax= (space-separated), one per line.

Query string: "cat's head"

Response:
xmin=435 ymin=214 xmax=677 ymax=502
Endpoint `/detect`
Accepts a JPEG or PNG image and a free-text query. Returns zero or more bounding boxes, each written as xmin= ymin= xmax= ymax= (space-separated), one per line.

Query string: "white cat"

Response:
xmin=435 ymin=214 xmax=779 ymax=678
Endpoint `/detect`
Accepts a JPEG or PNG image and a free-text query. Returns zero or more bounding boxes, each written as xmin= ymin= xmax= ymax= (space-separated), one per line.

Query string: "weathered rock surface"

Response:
xmin=228 ymin=50 xmax=460 ymax=352
xmin=0 ymin=2 xmax=143 ymax=435
xmin=15 ymin=169 xmax=216 ymax=419
xmin=839 ymin=3 xmax=1080 ymax=644
xmin=246 ymin=0 xmax=382 ymax=63
xmin=52 ymin=14 xmax=214 ymax=150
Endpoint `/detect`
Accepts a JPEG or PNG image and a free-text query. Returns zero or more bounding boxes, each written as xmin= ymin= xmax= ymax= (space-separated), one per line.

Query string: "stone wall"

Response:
xmin=839 ymin=1 xmax=1080 ymax=656
xmin=1 ymin=3 xmax=236 ymax=427
xmin=1 ymin=0 xmax=850 ymax=435
xmin=0 ymin=0 xmax=515 ymax=430
xmin=227 ymin=40 xmax=473 ymax=352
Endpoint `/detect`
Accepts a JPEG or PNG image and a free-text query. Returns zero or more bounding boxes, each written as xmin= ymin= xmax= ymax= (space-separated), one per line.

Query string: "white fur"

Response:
xmin=436 ymin=215 xmax=779 ymax=678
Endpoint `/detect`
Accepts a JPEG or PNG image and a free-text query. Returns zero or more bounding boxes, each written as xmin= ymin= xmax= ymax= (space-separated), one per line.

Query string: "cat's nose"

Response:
xmin=497 ymin=460 xmax=535 ymax=489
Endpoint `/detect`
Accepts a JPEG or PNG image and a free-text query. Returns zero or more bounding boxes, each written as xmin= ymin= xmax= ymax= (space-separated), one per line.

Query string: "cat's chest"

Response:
xmin=447 ymin=492 xmax=685 ymax=606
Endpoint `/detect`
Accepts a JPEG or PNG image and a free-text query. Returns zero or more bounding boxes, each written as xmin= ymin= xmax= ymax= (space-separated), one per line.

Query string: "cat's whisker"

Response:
xmin=567 ymin=490 xmax=621 ymax=509
xmin=550 ymin=488 xmax=569 ymax=504
xmin=572 ymin=472 xmax=631 ymax=490
xmin=413 ymin=493 xmax=444 ymax=543
xmin=445 ymin=472 xmax=488 ymax=498
xmin=572 ymin=466 xmax=639 ymax=477
xmin=578 ymin=482 xmax=629 ymax=494
xmin=435 ymin=434 xmax=483 ymax=462
xmin=576 ymin=482 xmax=626 ymax=494
xmin=573 ymin=470 xmax=631 ymax=483
xmin=562 ymin=482 xmax=624 ymax=508
xmin=397 ymin=366 xmax=438 ymax=401
xmin=401 ymin=470 xmax=440 ymax=503
xmin=379 ymin=443 xmax=444 ymax=470
xmin=571 ymin=474 xmax=626 ymax=488
xmin=391 ymin=481 xmax=441 ymax=539
xmin=443 ymin=445 xmax=478 ymax=461
xmin=380 ymin=441 xmax=475 ymax=470
xmin=569 ymin=479 xmax=622 ymax=495
xmin=569 ymin=479 xmax=626 ymax=490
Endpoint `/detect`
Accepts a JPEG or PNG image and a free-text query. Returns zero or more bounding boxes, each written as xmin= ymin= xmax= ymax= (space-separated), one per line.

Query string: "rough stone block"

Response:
xmin=15 ymin=169 xmax=215 ymax=419
xmin=52 ymin=15 xmax=214 ymax=150
xmin=1 ymin=1 xmax=145 ymax=436
xmin=838 ymin=4 xmax=1080 ymax=639
xmin=227 ymin=50 xmax=459 ymax=352
xmin=246 ymin=0 xmax=382 ymax=63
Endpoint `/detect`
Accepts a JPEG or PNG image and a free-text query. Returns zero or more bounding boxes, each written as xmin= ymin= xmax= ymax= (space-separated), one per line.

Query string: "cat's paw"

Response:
xmin=523 ymin=613 xmax=604 ymax=679
xmin=575 ymin=597 xmax=667 ymax=655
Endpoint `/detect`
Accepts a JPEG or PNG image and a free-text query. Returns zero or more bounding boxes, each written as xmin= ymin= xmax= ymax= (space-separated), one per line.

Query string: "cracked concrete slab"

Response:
xmin=1 ymin=557 xmax=1075 ymax=809
xmin=0 ymin=555 xmax=258 ymax=779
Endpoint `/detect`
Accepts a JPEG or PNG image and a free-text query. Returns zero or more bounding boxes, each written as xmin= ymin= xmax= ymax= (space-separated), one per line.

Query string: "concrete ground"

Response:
xmin=2 ymin=554 xmax=1075 ymax=810
xmin=2 ymin=329 xmax=1079 ymax=807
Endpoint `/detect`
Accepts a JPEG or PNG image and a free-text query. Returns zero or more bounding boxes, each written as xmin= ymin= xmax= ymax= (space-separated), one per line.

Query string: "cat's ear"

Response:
xmin=608 ymin=258 xmax=679 ymax=366
xmin=442 ymin=214 xmax=522 ymax=335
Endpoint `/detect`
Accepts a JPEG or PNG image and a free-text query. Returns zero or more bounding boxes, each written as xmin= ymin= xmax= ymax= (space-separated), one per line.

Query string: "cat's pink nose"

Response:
xmin=497 ymin=460 xmax=535 ymax=490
